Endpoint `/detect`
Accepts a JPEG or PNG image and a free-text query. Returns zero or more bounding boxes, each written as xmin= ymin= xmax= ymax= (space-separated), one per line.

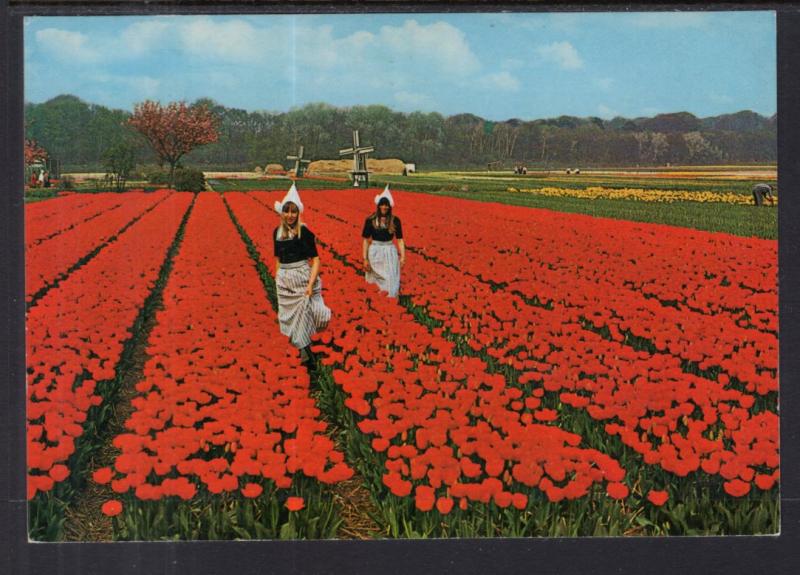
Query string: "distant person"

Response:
xmin=752 ymin=183 xmax=775 ymax=206
xmin=362 ymin=185 xmax=405 ymax=298
xmin=37 ymin=169 xmax=45 ymax=187
xmin=43 ymin=171 xmax=51 ymax=188
xmin=273 ymin=184 xmax=331 ymax=364
xmin=29 ymin=172 xmax=37 ymax=188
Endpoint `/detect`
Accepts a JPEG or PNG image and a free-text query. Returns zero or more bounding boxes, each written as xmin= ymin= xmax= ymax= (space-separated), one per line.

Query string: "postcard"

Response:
xmin=20 ymin=10 xmax=779 ymax=544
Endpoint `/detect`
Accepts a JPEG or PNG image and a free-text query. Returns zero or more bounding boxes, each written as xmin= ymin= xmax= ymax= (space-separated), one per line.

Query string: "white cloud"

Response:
xmin=378 ymin=20 xmax=480 ymax=75
xmin=121 ymin=20 xmax=172 ymax=56
xmin=104 ymin=16 xmax=484 ymax=106
xmin=480 ymin=71 xmax=520 ymax=92
xmin=293 ymin=25 xmax=355 ymax=70
xmin=35 ymin=28 xmax=99 ymax=63
xmin=536 ymin=41 xmax=583 ymax=70
xmin=629 ymin=12 xmax=709 ymax=29
xmin=341 ymin=30 xmax=375 ymax=50
xmin=172 ymin=18 xmax=372 ymax=71
xmin=287 ymin=25 xmax=331 ymax=68
xmin=178 ymin=18 xmax=262 ymax=62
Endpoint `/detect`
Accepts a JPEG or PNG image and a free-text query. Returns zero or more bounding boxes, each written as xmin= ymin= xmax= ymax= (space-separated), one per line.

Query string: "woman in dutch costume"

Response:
xmin=273 ymin=184 xmax=331 ymax=363
xmin=362 ymin=186 xmax=405 ymax=298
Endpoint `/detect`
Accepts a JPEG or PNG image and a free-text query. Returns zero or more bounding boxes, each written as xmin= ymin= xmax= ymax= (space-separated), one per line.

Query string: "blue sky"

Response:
xmin=24 ymin=11 xmax=776 ymax=121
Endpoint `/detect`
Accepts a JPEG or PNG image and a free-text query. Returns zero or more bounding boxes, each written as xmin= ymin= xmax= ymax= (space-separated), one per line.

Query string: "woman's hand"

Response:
xmin=399 ymin=253 xmax=405 ymax=266
xmin=306 ymin=257 xmax=320 ymax=297
xmin=362 ymin=239 xmax=372 ymax=273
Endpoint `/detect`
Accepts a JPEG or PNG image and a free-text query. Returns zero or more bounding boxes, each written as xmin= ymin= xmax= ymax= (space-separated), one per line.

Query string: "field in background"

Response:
xmin=33 ymin=167 xmax=779 ymax=237
xmin=207 ymin=166 xmax=778 ymax=239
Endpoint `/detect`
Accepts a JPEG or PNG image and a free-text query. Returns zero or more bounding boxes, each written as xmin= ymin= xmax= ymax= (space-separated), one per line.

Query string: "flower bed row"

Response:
xmin=26 ymin=191 xmax=173 ymax=303
xmin=25 ymin=193 xmax=97 ymax=224
xmin=26 ymin=193 xmax=194 ymax=514
xmin=513 ymin=186 xmax=771 ymax=205
xmin=26 ymin=193 xmax=124 ymax=249
xmin=98 ymin=192 xmax=352 ymax=540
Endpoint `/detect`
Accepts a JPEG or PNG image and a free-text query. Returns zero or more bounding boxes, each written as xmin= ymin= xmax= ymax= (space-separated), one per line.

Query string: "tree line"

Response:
xmin=25 ymin=94 xmax=777 ymax=171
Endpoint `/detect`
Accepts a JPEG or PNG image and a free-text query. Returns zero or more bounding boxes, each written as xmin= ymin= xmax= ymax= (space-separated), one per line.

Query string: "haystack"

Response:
xmin=265 ymin=163 xmax=286 ymax=174
xmin=307 ymin=158 xmax=406 ymax=176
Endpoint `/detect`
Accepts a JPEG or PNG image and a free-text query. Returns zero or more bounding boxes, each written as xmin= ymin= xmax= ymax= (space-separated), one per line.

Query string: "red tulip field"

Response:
xmin=26 ymin=187 xmax=778 ymax=540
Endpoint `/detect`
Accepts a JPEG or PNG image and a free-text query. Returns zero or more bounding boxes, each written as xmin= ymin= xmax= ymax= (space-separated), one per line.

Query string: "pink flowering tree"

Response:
xmin=128 ymin=100 xmax=218 ymax=185
xmin=24 ymin=139 xmax=48 ymax=166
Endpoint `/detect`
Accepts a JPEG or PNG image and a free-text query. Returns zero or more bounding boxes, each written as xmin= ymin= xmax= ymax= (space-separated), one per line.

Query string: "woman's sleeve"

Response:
xmin=273 ymin=227 xmax=280 ymax=257
xmin=394 ymin=217 xmax=403 ymax=240
xmin=362 ymin=217 xmax=372 ymax=239
xmin=304 ymin=228 xmax=319 ymax=258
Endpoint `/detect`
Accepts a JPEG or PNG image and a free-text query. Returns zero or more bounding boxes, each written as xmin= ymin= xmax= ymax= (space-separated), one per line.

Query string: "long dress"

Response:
xmin=362 ymin=215 xmax=403 ymax=298
xmin=274 ymin=225 xmax=331 ymax=348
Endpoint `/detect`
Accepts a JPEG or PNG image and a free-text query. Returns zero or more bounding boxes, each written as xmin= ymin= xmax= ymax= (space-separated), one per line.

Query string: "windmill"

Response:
xmin=286 ymin=145 xmax=311 ymax=178
xmin=339 ymin=130 xmax=375 ymax=187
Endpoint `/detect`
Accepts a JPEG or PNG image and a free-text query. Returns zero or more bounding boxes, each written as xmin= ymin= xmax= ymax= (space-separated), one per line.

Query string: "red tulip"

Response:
xmin=241 ymin=483 xmax=264 ymax=498
xmin=101 ymin=499 xmax=123 ymax=517
xmin=606 ymin=482 xmax=629 ymax=500
xmin=647 ymin=490 xmax=669 ymax=506
xmin=92 ymin=467 xmax=113 ymax=485
xmin=723 ymin=479 xmax=751 ymax=498
xmin=285 ymin=496 xmax=305 ymax=511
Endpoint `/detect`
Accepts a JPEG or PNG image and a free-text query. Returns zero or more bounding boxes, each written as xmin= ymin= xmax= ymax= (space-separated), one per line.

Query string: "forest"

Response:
xmin=25 ymin=94 xmax=777 ymax=171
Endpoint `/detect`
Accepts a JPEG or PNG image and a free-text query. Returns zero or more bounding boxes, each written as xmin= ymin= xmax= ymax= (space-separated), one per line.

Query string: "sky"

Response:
xmin=23 ymin=11 xmax=776 ymax=121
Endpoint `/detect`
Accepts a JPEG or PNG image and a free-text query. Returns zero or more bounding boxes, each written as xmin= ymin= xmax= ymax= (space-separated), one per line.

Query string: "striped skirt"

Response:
xmin=276 ymin=260 xmax=331 ymax=349
xmin=366 ymin=240 xmax=401 ymax=298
